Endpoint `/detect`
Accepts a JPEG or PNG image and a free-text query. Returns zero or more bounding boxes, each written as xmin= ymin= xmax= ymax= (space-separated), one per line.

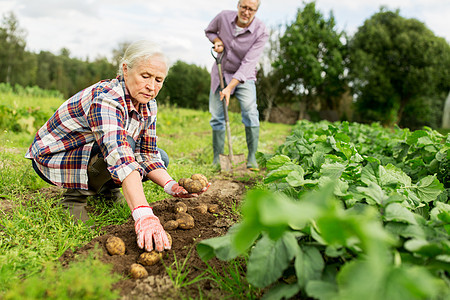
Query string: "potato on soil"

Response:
xmin=191 ymin=174 xmax=208 ymax=188
xmin=164 ymin=219 xmax=179 ymax=230
xmin=166 ymin=232 xmax=172 ymax=247
xmin=105 ymin=236 xmax=126 ymax=256
xmin=174 ymin=202 xmax=188 ymax=213
xmin=130 ymin=263 xmax=148 ymax=279
xmin=184 ymin=179 xmax=203 ymax=193
xmin=194 ymin=204 xmax=208 ymax=214
xmin=176 ymin=212 xmax=195 ymax=230
xmin=208 ymin=204 xmax=219 ymax=213
xmin=138 ymin=251 xmax=162 ymax=266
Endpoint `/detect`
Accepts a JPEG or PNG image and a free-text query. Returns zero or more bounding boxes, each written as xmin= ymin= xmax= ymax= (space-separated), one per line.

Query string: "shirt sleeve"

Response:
xmin=87 ymin=95 xmax=143 ymax=185
xmin=205 ymin=12 xmax=221 ymax=43
xmin=134 ymin=115 xmax=166 ymax=175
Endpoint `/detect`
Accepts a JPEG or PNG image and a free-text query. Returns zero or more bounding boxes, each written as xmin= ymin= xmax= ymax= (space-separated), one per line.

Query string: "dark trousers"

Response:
xmin=32 ymin=136 xmax=169 ymax=188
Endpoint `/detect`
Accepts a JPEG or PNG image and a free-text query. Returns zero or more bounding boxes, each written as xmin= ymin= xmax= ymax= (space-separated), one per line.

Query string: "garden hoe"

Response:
xmin=211 ymin=48 xmax=246 ymax=172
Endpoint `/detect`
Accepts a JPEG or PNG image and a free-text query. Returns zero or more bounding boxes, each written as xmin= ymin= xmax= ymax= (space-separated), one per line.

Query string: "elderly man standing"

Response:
xmin=205 ymin=0 xmax=269 ymax=171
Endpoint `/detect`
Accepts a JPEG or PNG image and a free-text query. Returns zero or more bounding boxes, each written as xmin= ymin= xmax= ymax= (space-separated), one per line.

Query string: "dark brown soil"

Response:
xmin=58 ymin=173 xmax=257 ymax=299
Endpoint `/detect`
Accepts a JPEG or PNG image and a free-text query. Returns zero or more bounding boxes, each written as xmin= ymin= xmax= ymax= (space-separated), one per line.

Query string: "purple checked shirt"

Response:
xmin=25 ymin=77 xmax=165 ymax=190
xmin=205 ymin=10 xmax=269 ymax=92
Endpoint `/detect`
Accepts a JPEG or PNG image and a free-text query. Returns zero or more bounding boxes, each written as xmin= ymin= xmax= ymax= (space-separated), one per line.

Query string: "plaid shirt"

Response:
xmin=25 ymin=76 xmax=165 ymax=190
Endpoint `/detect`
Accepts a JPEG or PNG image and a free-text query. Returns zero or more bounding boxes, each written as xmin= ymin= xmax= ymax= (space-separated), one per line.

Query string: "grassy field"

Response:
xmin=0 ymin=92 xmax=293 ymax=298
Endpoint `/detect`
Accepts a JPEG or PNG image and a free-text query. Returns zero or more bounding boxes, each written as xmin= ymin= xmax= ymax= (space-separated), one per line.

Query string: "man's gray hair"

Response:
xmin=117 ymin=40 xmax=169 ymax=76
xmin=239 ymin=0 xmax=261 ymax=8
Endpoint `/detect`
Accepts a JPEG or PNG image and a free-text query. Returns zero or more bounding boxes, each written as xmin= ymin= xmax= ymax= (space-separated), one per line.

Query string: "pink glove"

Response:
xmin=132 ymin=206 xmax=171 ymax=252
xmin=164 ymin=180 xmax=211 ymax=197
xmin=163 ymin=180 xmax=193 ymax=198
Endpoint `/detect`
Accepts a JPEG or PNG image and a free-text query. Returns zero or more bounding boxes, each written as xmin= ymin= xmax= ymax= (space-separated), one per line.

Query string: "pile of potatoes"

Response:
xmin=178 ymin=173 xmax=209 ymax=193
xmin=105 ymin=234 xmax=172 ymax=279
xmin=163 ymin=201 xmax=219 ymax=231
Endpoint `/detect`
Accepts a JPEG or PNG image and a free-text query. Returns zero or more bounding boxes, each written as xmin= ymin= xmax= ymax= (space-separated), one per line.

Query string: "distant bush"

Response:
xmin=0 ymin=82 xmax=63 ymax=98
xmin=0 ymin=84 xmax=62 ymax=134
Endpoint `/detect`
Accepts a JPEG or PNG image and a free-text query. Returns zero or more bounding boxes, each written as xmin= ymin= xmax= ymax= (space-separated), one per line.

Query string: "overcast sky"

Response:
xmin=0 ymin=0 xmax=449 ymax=69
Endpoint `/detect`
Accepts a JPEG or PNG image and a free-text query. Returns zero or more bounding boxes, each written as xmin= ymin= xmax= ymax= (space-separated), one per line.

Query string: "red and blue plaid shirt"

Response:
xmin=25 ymin=76 xmax=165 ymax=190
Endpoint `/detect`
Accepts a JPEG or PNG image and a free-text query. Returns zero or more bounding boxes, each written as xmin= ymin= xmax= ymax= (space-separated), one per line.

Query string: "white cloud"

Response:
xmin=0 ymin=0 xmax=449 ymax=68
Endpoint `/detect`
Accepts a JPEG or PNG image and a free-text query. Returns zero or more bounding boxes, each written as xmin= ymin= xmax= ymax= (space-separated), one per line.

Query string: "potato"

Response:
xmin=178 ymin=178 xmax=188 ymax=187
xmin=194 ymin=204 xmax=208 ymax=214
xmin=174 ymin=202 xmax=188 ymax=213
xmin=166 ymin=232 xmax=172 ymax=247
xmin=164 ymin=220 xmax=179 ymax=230
xmin=191 ymin=174 xmax=208 ymax=188
xmin=184 ymin=180 xmax=203 ymax=193
xmin=130 ymin=263 xmax=148 ymax=279
xmin=176 ymin=212 xmax=195 ymax=230
xmin=180 ymin=178 xmax=193 ymax=187
xmin=105 ymin=236 xmax=126 ymax=256
xmin=208 ymin=204 xmax=219 ymax=213
xmin=138 ymin=251 xmax=162 ymax=266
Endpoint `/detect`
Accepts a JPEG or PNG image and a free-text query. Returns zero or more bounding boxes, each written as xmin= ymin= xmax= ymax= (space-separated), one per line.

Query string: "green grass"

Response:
xmin=0 ymin=92 xmax=294 ymax=298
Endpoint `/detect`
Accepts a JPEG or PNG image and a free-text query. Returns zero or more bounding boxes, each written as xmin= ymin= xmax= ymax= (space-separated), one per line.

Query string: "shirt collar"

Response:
xmin=231 ymin=10 xmax=257 ymax=34
xmin=118 ymin=76 xmax=151 ymax=119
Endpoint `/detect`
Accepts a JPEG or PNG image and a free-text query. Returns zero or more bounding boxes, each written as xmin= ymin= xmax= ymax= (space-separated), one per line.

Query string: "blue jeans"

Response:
xmin=209 ymin=80 xmax=260 ymax=131
xmin=90 ymin=136 xmax=169 ymax=169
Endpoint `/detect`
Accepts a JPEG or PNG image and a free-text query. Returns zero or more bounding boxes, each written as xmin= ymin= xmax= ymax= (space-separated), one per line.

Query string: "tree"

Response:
xmin=348 ymin=7 xmax=450 ymax=127
xmin=256 ymin=27 xmax=284 ymax=122
xmin=273 ymin=1 xmax=348 ymax=117
xmin=157 ymin=61 xmax=210 ymax=110
xmin=0 ymin=11 xmax=30 ymax=85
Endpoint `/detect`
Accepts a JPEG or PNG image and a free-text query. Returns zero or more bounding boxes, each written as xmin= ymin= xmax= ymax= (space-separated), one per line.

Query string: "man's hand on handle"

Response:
xmin=213 ymin=38 xmax=224 ymax=53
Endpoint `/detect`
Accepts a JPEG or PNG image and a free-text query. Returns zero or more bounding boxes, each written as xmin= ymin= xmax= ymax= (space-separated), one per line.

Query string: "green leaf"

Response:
xmin=337 ymin=260 xmax=385 ymax=299
xmin=196 ymin=225 xmax=242 ymax=261
xmin=257 ymin=192 xmax=315 ymax=234
xmin=430 ymin=202 xmax=450 ymax=224
xmin=306 ymin=280 xmax=338 ymax=300
xmin=412 ymin=175 xmax=444 ymax=203
xmin=383 ymin=265 xmax=446 ymax=300
xmin=385 ymin=223 xmax=427 ymax=240
xmin=384 ymin=203 xmax=418 ymax=225
xmin=232 ymin=221 xmax=263 ymax=253
xmin=381 ymin=164 xmax=411 ymax=187
xmin=295 ymin=246 xmax=325 ymax=288
xmin=361 ymin=162 xmax=382 ymax=186
xmin=336 ymin=141 xmax=353 ymax=160
xmin=315 ymin=214 xmax=360 ymax=247
xmin=406 ymin=130 xmax=428 ymax=145
xmin=356 ymin=181 xmax=388 ymax=206
xmin=247 ymin=232 xmax=300 ymax=288
xmin=265 ymin=164 xmax=304 ymax=183
xmin=335 ymin=132 xmax=351 ymax=143
xmin=320 ymin=162 xmax=346 ymax=179
xmin=285 ymin=169 xmax=304 ymax=187
xmin=312 ymin=151 xmax=325 ymax=169
xmin=262 ymin=283 xmax=300 ymax=300
xmin=266 ymin=154 xmax=292 ymax=171
xmin=404 ymin=239 xmax=449 ymax=258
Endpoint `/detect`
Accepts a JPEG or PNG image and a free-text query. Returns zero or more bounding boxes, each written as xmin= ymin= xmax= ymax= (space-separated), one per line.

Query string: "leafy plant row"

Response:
xmin=198 ymin=120 xmax=449 ymax=300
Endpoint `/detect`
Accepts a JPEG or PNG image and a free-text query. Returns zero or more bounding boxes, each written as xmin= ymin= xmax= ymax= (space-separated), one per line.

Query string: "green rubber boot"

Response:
xmin=98 ymin=186 xmax=126 ymax=205
xmin=245 ymin=126 xmax=260 ymax=171
xmin=212 ymin=130 xmax=225 ymax=166
xmin=61 ymin=189 xmax=96 ymax=225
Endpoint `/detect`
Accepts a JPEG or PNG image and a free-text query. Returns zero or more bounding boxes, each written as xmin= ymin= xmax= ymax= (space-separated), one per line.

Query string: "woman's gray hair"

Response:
xmin=117 ymin=40 xmax=169 ymax=77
